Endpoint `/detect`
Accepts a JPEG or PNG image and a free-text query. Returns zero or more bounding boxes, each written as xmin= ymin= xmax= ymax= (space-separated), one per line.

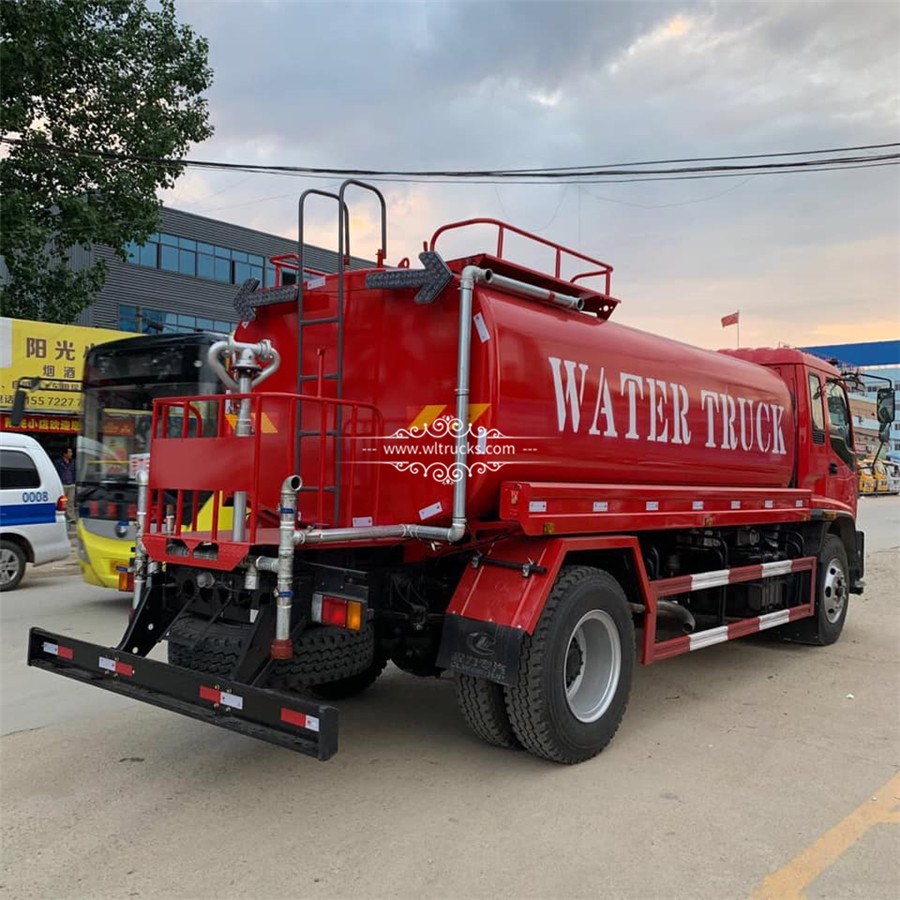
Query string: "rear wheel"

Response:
xmin=0 ymin=541 xmax=26 ymax=591
xmin=455 ymin=674 xmax=520 ymax=749
xmin=505 ymin=566 xmax=634 ymax=764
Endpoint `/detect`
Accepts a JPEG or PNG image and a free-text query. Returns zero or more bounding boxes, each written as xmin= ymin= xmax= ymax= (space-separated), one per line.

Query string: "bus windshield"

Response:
xmin=77 ymin=333 xmax=224 ymax=500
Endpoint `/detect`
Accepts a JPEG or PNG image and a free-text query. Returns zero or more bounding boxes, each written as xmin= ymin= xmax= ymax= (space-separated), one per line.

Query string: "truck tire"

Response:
xmin=168 ymin=616 xmax=379 ymax=690
xmin=505 ymin=566 xmax=634 ymax=764
xmin=0 ymin=540 xmax=27 ymax=592
xmin=167 ymin=615 xmax=244 ymax=676
xmin=778 ymin=535 xmax=849 ymax=646
xmin=455 ymin=674 xmax=520 ymax=750
xmin=308 ymin=651 xmax=388 ymax=700
xmin=269 ymin=623 xmax=377 ymax=689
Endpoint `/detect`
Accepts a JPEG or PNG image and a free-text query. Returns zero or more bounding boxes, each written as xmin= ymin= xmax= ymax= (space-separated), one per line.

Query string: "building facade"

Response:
xmin=74 ymin=205 xmax=367 ymax=334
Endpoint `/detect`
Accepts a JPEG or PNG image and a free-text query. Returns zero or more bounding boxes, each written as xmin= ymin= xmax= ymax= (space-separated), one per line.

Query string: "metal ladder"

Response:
xmin=295 ymin=180 xmax=387 ymax=525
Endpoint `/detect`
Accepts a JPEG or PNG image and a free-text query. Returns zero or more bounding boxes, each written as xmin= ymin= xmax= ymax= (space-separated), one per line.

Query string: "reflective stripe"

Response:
xmin=691 ymin=569 xmax=731 ymax=591
xmin=757 ymin=608 xmax=791 ymax=630
xmin=689 ymin=625 xmax=729 ymax=650
xmin=761 ymin=560 xmax=794 ymax=577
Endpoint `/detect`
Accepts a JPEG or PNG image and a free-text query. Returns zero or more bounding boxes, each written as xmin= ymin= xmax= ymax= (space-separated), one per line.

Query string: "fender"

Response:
xmin=437 ymin=534 xmax=654 ymax=684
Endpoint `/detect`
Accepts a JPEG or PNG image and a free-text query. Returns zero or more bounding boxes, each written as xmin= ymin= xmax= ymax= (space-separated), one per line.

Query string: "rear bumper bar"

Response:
xmin=27 ymin=627 xmax=338 ymax=760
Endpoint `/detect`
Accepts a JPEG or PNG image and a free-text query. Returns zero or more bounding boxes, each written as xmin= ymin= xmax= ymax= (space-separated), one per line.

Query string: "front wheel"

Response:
xmin=779 ymin=534 xmax=849 ymax=646
xmin=505 ymin=566 xmax=635 ymax=764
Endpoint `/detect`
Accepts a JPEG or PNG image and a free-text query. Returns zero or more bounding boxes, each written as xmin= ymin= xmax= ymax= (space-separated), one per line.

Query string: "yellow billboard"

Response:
xmin=0 ymin=317 xmax=137 ymax=416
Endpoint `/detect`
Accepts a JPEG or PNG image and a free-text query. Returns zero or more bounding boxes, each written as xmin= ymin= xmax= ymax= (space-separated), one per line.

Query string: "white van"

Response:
xmin=0 ymin=433 xmax=71 ymax=590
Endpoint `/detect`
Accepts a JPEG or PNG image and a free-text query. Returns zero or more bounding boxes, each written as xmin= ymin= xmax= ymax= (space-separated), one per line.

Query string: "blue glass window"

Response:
xmin=139 ymin=242 xmax=158 ymax=267
xmin=124 ymin=241 xmax=140 ymax=260
xmin=214 ymin=245 xmax=230 ymax=258
xmin=234 ymin=261 xmax=252 ymax=283
xmin=231 ymin=250 xmax=248 ymax=263
xmin=214 ymin=320 xmax=233 ymax=333
xmin=178 ymin=249 xmax=196 ymax=276
xmin=197 ymin=254 xmax=214 ymax=280
xmin=214 ymin=258 xmax=231 ymax=282
xmin=178 ymin=237 xmax=197 ymax=251
xmin=248 ymin=254 xmax=263 ymax=267
xmin=160 ymin=245 xmax=178 ymax=272
xmin=119 ymin=305 xmax=138 ymax=331
xmin=249 ymin=265 xmax=263 ymax=282
xmin=197 ymin=318 xmax=214 ymax=331
xmin=197 ymin=242 xmax=215 ymax=255
xmin=160 ymin=233 xmax=179 ymax=247
xmin=265 ymin=265 xmax=277 ymax=286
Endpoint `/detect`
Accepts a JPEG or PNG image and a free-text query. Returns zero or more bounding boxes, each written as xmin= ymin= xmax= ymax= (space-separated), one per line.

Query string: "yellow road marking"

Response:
xmin=751 ymin=771 xmax=900 ymax=899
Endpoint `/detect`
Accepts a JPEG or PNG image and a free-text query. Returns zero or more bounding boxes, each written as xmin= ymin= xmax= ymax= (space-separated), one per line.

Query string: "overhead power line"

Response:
xmin=2 ymin=137 xmax=898 ymax=184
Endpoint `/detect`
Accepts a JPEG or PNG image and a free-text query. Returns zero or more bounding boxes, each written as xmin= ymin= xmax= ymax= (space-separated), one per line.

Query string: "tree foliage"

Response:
xmin=0 ymin=0 xmax=213 ymax=322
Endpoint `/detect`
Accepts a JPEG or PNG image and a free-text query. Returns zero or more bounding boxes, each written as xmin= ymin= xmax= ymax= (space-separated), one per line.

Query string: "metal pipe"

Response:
xmin=271 ymin=475 xmax=301 ymax=660
xmin=231 ymin=371 xmax=253 ymax=542
xmin=656 ymin=600 xmax=696 ymax=634
xmin=482 ymin=269 xmax=584 ymax=311
xmin=131 ymin=470 xmax=150 ymax=611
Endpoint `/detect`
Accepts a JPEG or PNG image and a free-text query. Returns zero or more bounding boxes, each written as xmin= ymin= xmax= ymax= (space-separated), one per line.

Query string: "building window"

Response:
xmin=119 ymin=304 xmax=234 ymax=335
xmin=123 ymin=232 xmax=284 ymax=287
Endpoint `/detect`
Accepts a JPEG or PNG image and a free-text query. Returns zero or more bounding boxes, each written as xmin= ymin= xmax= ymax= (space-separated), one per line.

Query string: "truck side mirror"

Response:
xmin=880 ymin=421 xmax=891 ymax=444
xmin=10 ymin=388 xmax=27 ymax=427
xmin=876 ymin=387 xmax=895 ymax=425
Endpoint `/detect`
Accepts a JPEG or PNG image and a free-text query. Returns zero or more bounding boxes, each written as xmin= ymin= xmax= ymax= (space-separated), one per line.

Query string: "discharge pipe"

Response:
xmin=269 ymin=475 xmax=302 ymax=660
xmin=207 ymin=337 xmax=281 ymax=541
xmin=131 ymin=469 xmax=150 ymax=611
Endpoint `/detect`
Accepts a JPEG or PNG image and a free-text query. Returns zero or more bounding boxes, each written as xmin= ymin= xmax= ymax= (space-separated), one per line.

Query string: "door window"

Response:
xmin=825 ymin=381 xmax=854 ymax=466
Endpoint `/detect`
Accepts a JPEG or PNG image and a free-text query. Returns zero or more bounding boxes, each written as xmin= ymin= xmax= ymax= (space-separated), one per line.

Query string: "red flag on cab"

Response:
xmin=721 ymin=311 xmax=739 ymax=328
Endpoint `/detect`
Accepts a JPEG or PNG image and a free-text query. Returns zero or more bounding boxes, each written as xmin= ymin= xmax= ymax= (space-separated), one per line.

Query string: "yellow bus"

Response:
xmin=77 ymin=333 xmax=230 ymax=588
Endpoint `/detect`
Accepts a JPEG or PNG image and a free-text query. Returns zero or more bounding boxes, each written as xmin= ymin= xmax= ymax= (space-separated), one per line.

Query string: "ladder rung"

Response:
xmin=298 ymin=486 xmax=336 ymax=493
xmin=299 ymin=373 xmax=338 ymax=382
xmin=299 ymin=316 xmax=340 ymax=325
xmin=297 ymin=429 xmax=338 ymax=437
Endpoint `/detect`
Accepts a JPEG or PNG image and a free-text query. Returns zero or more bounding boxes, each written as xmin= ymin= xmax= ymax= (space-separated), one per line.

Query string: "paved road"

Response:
xmin=2 ymin=500 xmax=898 ymax=899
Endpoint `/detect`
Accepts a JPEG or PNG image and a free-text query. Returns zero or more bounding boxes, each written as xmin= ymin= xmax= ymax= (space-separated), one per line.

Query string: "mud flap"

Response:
xmin=28 ymin=627 xmax=338 ymax=760
xmin=436 ymin=615 xmax=524 ymax=687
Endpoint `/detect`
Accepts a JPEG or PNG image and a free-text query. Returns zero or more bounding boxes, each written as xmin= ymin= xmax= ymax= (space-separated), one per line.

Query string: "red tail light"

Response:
xmin=311 ymin=593 xmax=364 ymax=630
xmin=56 ymin=495 xmax=67 ymax=512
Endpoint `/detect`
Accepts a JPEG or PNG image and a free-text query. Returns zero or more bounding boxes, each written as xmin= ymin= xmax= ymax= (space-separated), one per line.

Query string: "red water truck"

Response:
xmin=30 ymin=180 xmax=884 ymax=764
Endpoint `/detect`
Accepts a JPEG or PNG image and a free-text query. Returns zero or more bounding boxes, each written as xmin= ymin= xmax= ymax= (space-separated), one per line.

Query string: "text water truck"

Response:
xmin=28 ymin=181 xmax=892 ymax=764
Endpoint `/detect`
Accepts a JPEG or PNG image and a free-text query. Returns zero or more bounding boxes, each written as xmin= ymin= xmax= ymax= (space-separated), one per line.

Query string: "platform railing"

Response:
xmin=147 ymin=392 xmax=384 ymax=549
xmin=430 ymin=217 xmax=614 ymax=295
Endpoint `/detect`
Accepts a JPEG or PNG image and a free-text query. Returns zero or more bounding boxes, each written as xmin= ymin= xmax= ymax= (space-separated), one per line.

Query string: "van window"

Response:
xmin=0 ymin=449 xmax=41 ymax=489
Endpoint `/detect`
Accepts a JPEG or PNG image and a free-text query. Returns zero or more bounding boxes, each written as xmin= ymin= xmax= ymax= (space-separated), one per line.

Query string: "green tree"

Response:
xmin=0 ymin=0 xmax=213 ymax=322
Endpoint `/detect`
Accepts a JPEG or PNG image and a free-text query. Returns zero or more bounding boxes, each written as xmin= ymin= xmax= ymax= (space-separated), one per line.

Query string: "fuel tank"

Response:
xmin=237 ymin=264 xmax=795 ymax=529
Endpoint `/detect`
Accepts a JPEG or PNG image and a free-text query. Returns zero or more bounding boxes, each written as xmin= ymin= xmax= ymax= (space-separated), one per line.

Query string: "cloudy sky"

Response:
xmin=162 ymin=0 xmax=900 ymax=350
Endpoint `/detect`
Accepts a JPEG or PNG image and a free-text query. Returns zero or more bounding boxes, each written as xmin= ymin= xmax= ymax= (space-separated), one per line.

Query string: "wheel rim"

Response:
xmin=0 ymin=548 xmax=19 ymax=587
xmin=563 ymin=609 xmax=622 ymax=723
xmin=822 ymin=557 xmax=847 ymax=624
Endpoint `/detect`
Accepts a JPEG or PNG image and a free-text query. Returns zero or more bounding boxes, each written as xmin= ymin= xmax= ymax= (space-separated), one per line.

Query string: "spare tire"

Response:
xmin=167 ymin=615 xmax=377 ymax=690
